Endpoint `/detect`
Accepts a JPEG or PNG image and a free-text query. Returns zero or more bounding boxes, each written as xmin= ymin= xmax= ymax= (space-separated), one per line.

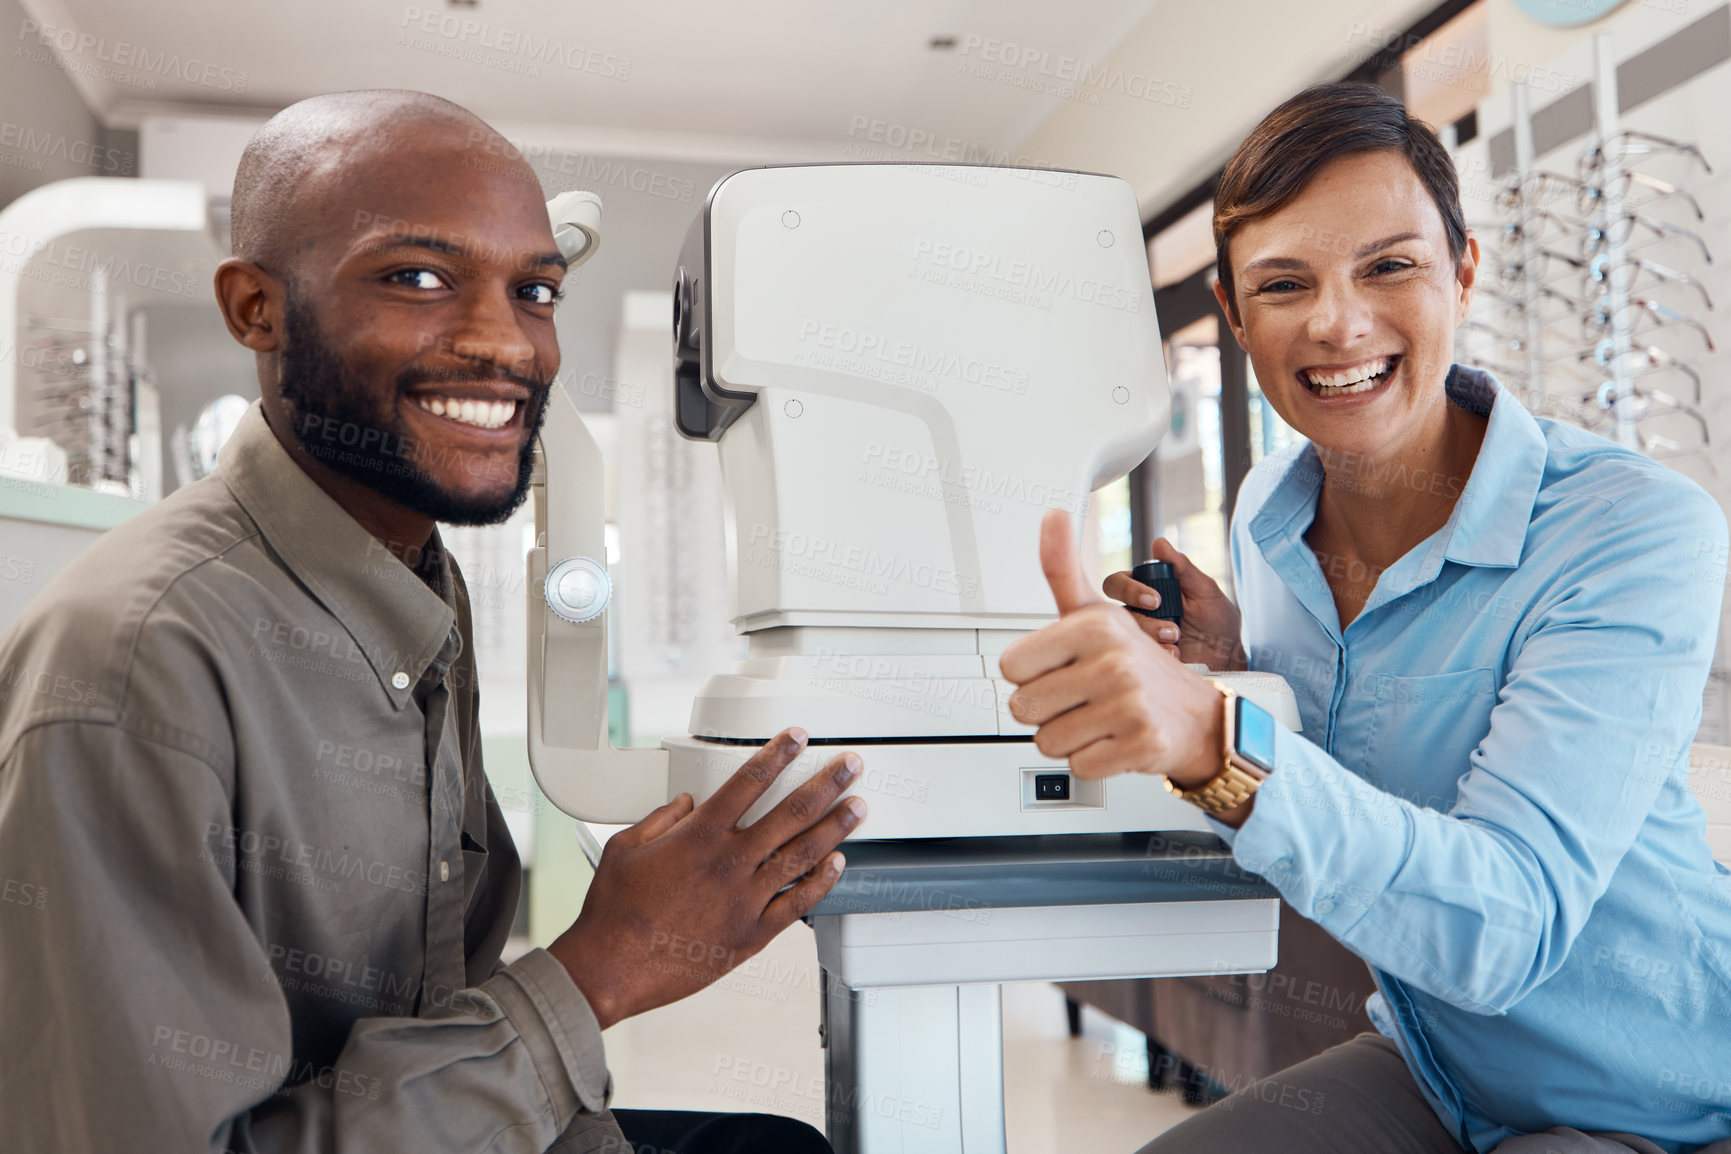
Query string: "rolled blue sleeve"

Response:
xmin=1229 ymin=483 xmax=1725 ymax=1016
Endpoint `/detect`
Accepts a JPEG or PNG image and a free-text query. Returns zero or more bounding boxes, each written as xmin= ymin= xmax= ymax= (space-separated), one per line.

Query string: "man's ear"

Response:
xmin=213 ymin=258 xmax=285 ymax=353
xmin=1211 ymin=276 xmax=1250 ymax=351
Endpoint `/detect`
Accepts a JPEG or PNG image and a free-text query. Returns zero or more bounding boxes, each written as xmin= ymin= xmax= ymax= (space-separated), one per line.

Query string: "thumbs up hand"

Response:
xmin=1033 ymin=502 xmax=1107 ymax=617
xmin=998 ymin=510 xmax=1225 ymax=788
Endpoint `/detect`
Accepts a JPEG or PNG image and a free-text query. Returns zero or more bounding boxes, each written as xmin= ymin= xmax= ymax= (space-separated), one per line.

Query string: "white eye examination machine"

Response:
xmin=528 ymin=165 xmax=1299 ymax=1153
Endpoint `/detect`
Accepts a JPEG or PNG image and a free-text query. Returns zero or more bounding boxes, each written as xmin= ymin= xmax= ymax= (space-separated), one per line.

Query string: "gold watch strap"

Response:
xmin=1163 ymin=681 xmax=1268 ymax=816
xmin=1163 ymin=760 xmax=1265 ymax=815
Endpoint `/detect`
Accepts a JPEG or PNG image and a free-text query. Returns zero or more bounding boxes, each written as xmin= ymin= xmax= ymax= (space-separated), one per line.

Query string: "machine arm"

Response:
xmin=527 ymin=382 xmax=670 ymax=823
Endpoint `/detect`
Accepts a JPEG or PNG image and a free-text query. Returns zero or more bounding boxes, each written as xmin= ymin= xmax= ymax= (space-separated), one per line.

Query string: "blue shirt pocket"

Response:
xmin=1360 ymin=668 xmax=1498 ymax=812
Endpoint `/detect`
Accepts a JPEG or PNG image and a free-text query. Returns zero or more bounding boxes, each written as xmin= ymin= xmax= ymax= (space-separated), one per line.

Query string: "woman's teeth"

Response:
xmin=416 ymin=396 xmax=517 ymax=429
xmin=1304 ymin=358 xmax=1392 ymax=397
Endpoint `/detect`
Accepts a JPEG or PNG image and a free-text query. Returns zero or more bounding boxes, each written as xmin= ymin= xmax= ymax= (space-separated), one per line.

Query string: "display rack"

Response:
xmin=18 ymin=268 xmax=148 ymax=495
xmin=1463 ymin=32 xmax=1715 ymax=464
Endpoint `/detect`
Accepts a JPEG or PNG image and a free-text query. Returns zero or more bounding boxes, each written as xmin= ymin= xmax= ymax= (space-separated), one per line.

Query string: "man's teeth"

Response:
xmin=416 ymin=396 xmax=517 ymax=429
xmin=1306 ymin=359 xmax=1392 ymax=396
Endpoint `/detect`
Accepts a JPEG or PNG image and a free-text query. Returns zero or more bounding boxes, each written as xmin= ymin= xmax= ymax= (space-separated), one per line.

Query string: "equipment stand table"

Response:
xmin=807 ymin=831 xmax=1280 ymax=1154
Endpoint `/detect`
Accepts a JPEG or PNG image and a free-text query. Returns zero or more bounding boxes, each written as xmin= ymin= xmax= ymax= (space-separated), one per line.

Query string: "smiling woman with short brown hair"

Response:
xmin=999 ymin=82 xmax=1731 ymax=1153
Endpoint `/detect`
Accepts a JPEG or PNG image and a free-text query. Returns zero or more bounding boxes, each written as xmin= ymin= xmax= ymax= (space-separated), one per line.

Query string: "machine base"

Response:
xmin=664 ymin=735 xmax=1214 ymax=840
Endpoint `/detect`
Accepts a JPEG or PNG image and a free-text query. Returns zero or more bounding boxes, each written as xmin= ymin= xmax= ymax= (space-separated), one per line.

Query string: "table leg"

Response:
xmin=821 ymin=971 xmax=1007 ymax=1154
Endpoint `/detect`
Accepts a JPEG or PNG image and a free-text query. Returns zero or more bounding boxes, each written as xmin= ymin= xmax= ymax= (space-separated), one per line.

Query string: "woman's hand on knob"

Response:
xmin=1103 ymin=538 xmax=1246 ymax=670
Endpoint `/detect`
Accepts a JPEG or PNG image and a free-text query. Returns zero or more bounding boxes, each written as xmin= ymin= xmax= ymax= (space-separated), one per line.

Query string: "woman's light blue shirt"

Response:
xmin=1221 ymin=366 xmax=1731 ymax=1152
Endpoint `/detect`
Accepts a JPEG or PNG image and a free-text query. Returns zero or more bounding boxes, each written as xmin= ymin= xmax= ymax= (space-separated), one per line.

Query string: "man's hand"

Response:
xmin=1102 ymin=537 xmax=1246 ymax=670
xmin=548 ymin=729 xmax=864 ymax=1029
xmin=999 ymin=510 xmax=1225 ymax=787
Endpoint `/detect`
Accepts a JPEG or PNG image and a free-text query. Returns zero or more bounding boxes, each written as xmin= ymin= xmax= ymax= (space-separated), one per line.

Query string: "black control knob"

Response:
xmin=1128 ymin=560 xmax=1182 ymax=624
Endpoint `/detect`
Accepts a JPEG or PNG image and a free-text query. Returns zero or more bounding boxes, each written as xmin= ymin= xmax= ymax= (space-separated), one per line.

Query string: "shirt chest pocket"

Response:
xmin=1360 ymin=667 xmax=1499 ymax=810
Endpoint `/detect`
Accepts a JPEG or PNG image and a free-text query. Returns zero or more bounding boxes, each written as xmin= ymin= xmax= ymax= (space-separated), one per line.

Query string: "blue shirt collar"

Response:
xmin=1247 ymin=365 xmax=1549 ymax=628
xmin=1436 ymin=366 xmax=1547 ymax=569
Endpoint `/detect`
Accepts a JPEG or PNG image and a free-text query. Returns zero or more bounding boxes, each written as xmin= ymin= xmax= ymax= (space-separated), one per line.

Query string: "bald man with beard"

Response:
xmin=0 ymin=91 xmax=859 ymax=1154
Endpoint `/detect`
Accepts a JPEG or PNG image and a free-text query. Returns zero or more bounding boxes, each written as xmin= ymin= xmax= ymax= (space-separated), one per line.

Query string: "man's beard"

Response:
xmin=276 ymin=292 xmax=549 ymax=526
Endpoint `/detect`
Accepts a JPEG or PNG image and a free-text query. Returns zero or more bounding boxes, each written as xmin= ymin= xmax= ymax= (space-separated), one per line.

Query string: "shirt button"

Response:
xmin=392 ymin=671 xmax=411 ymax=690
xmin=439 ymin=860 xmax=450 ymax=882
xmin=1314 ymin=898 xmax=1335 ymax=914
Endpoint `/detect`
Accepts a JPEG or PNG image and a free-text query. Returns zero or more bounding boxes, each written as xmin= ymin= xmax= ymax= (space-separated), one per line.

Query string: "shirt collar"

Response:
xmin=1435 ymin=365 xmax=1548 ymax=569
xmin=1250 ymin=365 xmax=1547 ymax=572
xmin=217 ymin=401 xmax=458 ymax=710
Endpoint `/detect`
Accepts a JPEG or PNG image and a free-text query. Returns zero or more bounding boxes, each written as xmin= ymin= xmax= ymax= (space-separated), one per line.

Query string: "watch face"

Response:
xmin=1235 ymin=696 xmax=1277 ymax=772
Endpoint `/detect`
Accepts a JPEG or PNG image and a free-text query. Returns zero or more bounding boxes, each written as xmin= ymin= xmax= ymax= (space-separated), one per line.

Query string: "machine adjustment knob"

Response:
xmin=545 ymin=556 xmax=612 ymax=624
xmin=1128 ymin=560 xmax=1182 ymax=624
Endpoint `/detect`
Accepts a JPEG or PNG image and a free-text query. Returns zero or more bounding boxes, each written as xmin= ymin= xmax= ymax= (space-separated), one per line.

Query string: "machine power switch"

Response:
xmin=545 ymin=556 xmax=612 ymax=624
xmin=1033 ymin=774 xmax=1072 ymax=802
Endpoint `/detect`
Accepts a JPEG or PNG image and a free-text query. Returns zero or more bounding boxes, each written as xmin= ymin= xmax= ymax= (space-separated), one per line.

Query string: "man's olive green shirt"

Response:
xmin=0 ymin=403 xmax=624 ymax=1152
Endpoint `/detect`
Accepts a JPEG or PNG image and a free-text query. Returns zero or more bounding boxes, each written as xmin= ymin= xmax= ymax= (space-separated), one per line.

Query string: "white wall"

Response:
xmin=0 ymin=0 xmax=113 ymax=210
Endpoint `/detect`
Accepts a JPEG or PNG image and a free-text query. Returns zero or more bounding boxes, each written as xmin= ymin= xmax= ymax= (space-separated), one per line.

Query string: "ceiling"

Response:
xmin=20 ymin=0 xmax=1440 ymax=217
xmin=26 ymin=0 xmax=1158 ymax=155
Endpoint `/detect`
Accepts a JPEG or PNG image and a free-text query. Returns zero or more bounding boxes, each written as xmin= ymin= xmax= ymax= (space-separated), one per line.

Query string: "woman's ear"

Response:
xmin=213 ymin=258 xmax=285 ymax=354
xmin=1212 ymin=275 xmax=1251 ymax=351
xmin=1454 ymin=231 xmax=1480 ymax=323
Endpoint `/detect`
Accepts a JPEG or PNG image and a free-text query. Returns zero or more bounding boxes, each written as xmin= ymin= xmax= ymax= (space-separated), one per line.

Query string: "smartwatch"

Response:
xmin=1163 ymin=680 xmax=1276 ymax=815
